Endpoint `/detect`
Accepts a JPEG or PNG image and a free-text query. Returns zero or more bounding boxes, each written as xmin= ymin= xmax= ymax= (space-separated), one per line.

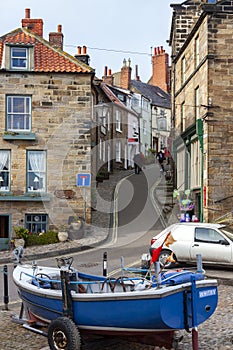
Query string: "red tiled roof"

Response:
xmin=0 ymin=28 xmax=94 ymax=74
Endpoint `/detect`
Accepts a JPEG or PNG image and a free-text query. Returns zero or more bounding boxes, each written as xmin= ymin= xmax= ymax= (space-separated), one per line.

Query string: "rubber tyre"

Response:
xmin=47 ymin=317 xmax=81 ymax=350
xmin=159 ymin=249 xmax=177 ymax=269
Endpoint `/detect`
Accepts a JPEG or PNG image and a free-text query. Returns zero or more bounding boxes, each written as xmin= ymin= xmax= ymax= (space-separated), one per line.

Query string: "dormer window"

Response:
xmin=11 ymin=47 xmax=28 ymax=70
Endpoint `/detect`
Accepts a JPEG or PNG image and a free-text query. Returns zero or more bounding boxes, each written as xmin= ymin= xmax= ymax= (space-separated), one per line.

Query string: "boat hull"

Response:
xmin=14 ymin=265 xmax=218 ymax=335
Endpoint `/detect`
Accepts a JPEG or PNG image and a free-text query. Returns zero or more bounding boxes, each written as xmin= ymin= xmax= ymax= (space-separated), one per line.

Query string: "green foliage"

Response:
xmin=13 ymin=226 xmax=59 ymax=246
xmin=26 ymin=231 xmax=59 ymax=246
xmin=148 ymin=148 xmax=156 ymax=155
xmin=13 ymin=227 xmax=30 ymax=240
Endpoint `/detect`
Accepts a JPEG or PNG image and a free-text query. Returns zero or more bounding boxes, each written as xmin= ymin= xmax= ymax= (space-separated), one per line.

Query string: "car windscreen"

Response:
xmin=219 ymin=227 xmax=233 ymax=242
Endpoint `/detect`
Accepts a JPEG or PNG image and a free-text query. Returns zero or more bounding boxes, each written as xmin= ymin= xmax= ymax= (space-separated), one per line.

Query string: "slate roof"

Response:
xmin=130 ymin=80 xmax=171 ymax=109
xmin=101 ymin=83 xmax=137 ymax=116
xmin=0 ymin=28 xmax=94 ymax=74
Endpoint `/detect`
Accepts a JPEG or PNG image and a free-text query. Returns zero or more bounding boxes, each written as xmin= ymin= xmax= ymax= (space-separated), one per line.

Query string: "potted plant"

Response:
xmin=13 ymin=226 xmax=31 ymax=247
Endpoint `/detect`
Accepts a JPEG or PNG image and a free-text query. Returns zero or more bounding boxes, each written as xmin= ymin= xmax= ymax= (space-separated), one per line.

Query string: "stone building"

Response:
xmin=170 ymin=0 xmax=233 ymax=222
xmin=103 ymin=54 xmax=171 ymax=158
xmin=0 ymin=9 xmax=94 ymax=250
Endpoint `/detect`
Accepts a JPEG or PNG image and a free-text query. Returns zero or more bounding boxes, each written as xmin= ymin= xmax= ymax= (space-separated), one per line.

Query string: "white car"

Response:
xmin=150 ymin=222 xmax=233 ymax=268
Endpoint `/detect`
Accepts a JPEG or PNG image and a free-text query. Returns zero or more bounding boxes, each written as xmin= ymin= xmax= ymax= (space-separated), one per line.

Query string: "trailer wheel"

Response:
xmin=48 ymin=317 xmax=81 ymax=350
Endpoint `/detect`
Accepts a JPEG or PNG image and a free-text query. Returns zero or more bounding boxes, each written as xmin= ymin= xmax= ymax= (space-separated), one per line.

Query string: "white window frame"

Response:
xmin=0 ymin=150 xmax=10 ymax=192
xmin=11 ymin=47 xmax=28 ymax=70
xmin=142 ymin=97 xmax=150 ymax=111
xmin=143 ymin=120 xmax=147 ymax=135
xmin=27 ymin=150 xmax=46 ymax=192
xmin=116 ymin=110 xmax=121 ymax=132
xmin=177 ymin=145 xmax=185 ymax=191
xmin=157 ymin=117 xmax=167 ymax=131
xmin=103 ymin=141 xmax=106 ymax=162
xmin=116 ymin=140 xmax=121 ymax=162
xmin=181 ymin=101 xmax=185 ymax=132
xmin=7 ymin=95 xmax=31 ymax=132
xmin=191 ymin=139 xmax=201 ymax=188
xmin=99 ymin=138 xmax=102 ymax=160
xmin=107 ymin=111 xmax=110 ymax=131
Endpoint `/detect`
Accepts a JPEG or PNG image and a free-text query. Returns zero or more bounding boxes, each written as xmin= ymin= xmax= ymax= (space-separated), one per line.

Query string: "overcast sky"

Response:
xmin=1 ymin=0 xmax=181 ymax=82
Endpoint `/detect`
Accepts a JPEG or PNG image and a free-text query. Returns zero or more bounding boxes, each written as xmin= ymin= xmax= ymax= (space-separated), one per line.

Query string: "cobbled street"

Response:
xmin=0 ymin=283 xmax=232 ymax=350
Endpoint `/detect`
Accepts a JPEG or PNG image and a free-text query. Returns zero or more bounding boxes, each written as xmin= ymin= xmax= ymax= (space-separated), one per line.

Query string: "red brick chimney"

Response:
xmin=150 ymin=46 xmax=170 ymax=92
xmin=120 ymin=58 xmax=132 ymax=90
xmin=74 ymin=46 xmax=90 ymax=65
xmin=102 ymin=66 xmax=114 ymax=85
xmin=49 ymin=25 xmax=64 ymax=51
xmin=22 ymin=8 xmax=43 ymax=37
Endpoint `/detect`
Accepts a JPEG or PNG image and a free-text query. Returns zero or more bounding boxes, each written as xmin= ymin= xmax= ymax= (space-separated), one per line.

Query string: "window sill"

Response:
xmin=0 ymin=193 xmax=50 ymax=201
xmin=3 ymin=132 xmax=36 ymax=141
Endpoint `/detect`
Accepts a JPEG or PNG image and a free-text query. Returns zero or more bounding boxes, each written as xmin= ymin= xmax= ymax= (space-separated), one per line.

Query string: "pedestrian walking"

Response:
xmin=133 ymin=152 xmax=145 ymax=174
xmin=133 ymin=153 xmax=140 ymax=174
xmin=156 ymin=150 xmax=165 ymax=174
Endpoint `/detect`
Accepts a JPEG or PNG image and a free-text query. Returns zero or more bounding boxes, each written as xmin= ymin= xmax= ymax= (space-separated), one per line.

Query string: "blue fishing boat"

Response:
xmin=13 ymin=257 xmax=218 ymax=350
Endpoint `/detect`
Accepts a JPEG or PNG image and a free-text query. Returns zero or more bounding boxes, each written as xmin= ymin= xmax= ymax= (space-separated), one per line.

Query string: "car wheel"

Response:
xmin=159 ymin=249 xmax=176 ymax=268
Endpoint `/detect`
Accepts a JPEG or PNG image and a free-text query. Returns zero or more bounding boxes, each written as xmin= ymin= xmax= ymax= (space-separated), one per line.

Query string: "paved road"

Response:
xmin=117 ymin=165 xmax=166 ymax=238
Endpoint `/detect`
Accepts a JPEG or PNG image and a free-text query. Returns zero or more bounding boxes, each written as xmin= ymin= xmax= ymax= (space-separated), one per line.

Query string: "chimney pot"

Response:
xmin=154 ymin=47 xmax=157 ymax=56
xmin=104 ymin=66 xmax=108 ymax=76
xmin=108 ymin=69 xmax=112 ymax=76
xmin=74 ymin=45 xmax=90 ymax=65
xmin=58 ymin=24 xmax=62 ymax=33
xmin=22 ymin=8 xmax=43 ymax=37
xmin=25 ymin=8 xmax=30 ymax=19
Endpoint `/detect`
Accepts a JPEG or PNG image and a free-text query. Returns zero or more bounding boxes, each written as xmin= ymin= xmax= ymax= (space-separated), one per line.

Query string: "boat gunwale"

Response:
xmin=13 ymin=265 xmax=218 ymax=302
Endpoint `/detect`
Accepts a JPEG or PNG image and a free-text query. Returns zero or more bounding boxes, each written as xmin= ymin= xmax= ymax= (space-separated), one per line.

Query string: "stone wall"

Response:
xmin=0 ymin=71 xmax=92 ymax=231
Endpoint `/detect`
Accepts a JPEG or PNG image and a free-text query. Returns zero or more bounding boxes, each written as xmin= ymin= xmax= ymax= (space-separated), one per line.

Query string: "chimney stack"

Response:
xmin=135 ymin=65 xmax=140 ymax=81
xmin=22 ymin=8 xmax=43 ymax=37
xmin=74 ymin=46 xmax=90 ymax=65
xmin=150 ymin=46 xmax=170 ymax=92
xmin=120 ymin=58 xmax=132 ymax=90
xmin=102 ymin=66 xmax=113 ymax=85
xmin=49 ymin=25 xmax=64 ymax=51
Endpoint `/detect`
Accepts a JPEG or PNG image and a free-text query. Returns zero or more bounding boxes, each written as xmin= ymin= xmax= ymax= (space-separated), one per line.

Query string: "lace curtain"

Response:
xmin=28 ymin=151 xmax=46 ymax=191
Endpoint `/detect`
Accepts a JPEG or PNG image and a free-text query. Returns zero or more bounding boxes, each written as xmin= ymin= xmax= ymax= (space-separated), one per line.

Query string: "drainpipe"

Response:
xmin=196 ymin=119 xmax=204 ymax=222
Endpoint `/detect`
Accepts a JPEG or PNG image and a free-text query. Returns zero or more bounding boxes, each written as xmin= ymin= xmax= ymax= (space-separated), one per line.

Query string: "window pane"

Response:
xmin=27 ymin=151 xmax=46 ymax=192
xmin=7 ymin=96 xmax=31 ymax=131
xmin=0 ymin=150 xmax=10 ymax=191
xmin=11 ymin=47 xmax=27 ymax=69
xmin=25 ymin=214 xmax=48 ymax=234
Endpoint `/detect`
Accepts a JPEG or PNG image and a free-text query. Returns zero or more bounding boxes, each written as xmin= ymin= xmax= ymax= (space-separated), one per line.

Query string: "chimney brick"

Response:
xmin=102 ymin=66 xmax=113 ymax=85
xmin=120 ymin=58 xmax=131 ymax=90
xmin=49 ymin=25 xmax=64 ymax=51
xmin=150 ymin=46 xmax=170 ymax=92
xmin=22 ymin=8 xmax=43 ymax=37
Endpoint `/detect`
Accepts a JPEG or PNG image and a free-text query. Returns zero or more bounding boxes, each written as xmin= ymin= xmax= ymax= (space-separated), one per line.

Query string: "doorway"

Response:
xmin=0 ymin=215 xmax=10 ymax=251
